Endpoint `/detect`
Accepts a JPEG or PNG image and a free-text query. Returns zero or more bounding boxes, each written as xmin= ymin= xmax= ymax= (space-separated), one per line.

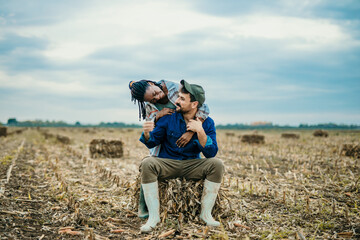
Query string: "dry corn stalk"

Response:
xmin=131 ymin=177 xmax=231 ymax=225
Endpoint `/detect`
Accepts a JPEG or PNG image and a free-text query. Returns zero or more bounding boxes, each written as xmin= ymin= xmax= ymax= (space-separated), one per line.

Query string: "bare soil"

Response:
xmin=0 ymin=128 xmax=359 ymax=239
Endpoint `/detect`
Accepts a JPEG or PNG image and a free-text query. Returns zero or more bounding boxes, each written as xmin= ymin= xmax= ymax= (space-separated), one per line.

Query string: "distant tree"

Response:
xmin=7 ymin=118 xmax=18 ymax=125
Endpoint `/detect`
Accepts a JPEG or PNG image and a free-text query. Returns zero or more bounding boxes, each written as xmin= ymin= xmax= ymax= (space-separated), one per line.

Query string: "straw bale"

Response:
xmin=39 ymin=130 xmax=55 ymax=139
xmin=225 ymin=132 xmax=235 ymax=137
xmin=89 ymin=139 xmax=123 ymax=158
xmin=14 ymin=129 xmax=25 ymax=134
xmin=341 ymin=144 xmax=360 ymax=159
xmin=281 ymin=133 xmax=300 ymax=139
xmin=83 ymin=128 xmax=96 ymax=134
xmin=56 ymin=134 xmax=71 ymax=144
xmin=132 ymin=178 xmax=231 ymax=224
xmin=313 ymin=129 xmax=328 ymax=137
xmin=6 ymin=128 xmax=26 ymax=136
xmin=241 ymin=134 xmax=265 ymax=144
xmin=0 ymin=127 xmax=7 ymax=137
xmin=43 ymin=132 xmax=54 ymax=139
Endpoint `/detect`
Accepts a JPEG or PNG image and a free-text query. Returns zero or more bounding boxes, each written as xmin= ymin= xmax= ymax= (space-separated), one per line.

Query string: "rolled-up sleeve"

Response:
xmin=194 ymin=118 xmax=218 ymax=158
xmin=196 ymin=102 xmax=210 ymax=120
xmin=139 ymin=116 xmax=167 ymax=148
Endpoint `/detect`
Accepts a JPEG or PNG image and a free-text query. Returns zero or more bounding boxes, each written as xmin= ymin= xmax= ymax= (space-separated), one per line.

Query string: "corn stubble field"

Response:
xmin=0 ymin=127 xmax=359 ymax=239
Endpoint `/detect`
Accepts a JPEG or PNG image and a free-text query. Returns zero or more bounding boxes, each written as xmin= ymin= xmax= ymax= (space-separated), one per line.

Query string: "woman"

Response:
xmin=129 ymin=79 xmax=210 ymax=151
xmin=129 ymin=79 xmax=211 ymax=219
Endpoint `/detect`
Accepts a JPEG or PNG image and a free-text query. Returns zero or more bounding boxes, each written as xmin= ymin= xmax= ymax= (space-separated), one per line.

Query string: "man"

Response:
xmin=129 ymin=79 xmax=211 ymax=219
xmin=138 ymin=80 xmax=224 ymax=233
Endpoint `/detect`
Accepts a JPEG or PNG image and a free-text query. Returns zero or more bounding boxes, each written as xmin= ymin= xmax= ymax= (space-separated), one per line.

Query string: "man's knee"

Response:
xmin=140 ymin=156 xmax=159 ymax=184
xmin=140 ymin=156 xmax=158 ymax=172
xmin=208 ymin=157 xmax=225 ymax=173
xmin=206 ymin=157 xmax=225 ymax=183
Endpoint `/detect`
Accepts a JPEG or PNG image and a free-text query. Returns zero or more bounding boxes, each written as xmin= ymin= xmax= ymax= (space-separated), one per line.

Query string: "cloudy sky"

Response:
xmin=1 ymin=0 xmax=359 ymax=125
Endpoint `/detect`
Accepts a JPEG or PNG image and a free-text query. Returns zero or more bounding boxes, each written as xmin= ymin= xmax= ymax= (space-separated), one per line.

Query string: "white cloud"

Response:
xmin=1 ymin=1 xmax=359 ymax=125
xmin=11 ymin=1 xmax=227 ymax=60
xmin=205 ymin=82 xmax=336 ymax=102
xmin=274 ymin=84 xmax=335 ymax=93
xmin=0 ymin=71 xmax=122 ymax=97
xmin=0 ymin=94 xmax=138 ymax=124
xmin=4 ymin=1 xmax=357 ymax=62
xmin=226 ymin=14 xmax=356 ymax=50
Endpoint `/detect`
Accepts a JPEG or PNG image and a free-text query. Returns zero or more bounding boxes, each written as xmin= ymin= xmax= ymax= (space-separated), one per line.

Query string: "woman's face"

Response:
xmin=143 ymin=84 xmax=166 ymax=104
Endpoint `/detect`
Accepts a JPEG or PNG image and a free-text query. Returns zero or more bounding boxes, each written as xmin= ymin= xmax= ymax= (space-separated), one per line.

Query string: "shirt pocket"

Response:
xmin=167 ymin=130 xmax=182 ymax=147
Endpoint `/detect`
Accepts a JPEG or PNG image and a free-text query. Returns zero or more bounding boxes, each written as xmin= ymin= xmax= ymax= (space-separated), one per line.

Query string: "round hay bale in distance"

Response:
xmin=313 ymin=129 xmax=329 ymax=137
xmin=241 ymin=134 xmax=265 ymax=144
xmin=281 ymin=133 xmax=300 ymax=139
xmin=56 ymin=134 xmax=71 ymax=144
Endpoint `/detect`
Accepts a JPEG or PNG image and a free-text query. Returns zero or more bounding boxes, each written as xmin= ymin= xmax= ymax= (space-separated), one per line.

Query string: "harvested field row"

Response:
xmin=0 ymin=141 xmax=57 ymax=238
xmin=0 ymin=128 xmax=359 ymax=239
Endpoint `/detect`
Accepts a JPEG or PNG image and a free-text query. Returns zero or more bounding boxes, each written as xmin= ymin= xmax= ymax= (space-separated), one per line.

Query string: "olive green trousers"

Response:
xmin=139 ymin=156 xmax=225 ymax=184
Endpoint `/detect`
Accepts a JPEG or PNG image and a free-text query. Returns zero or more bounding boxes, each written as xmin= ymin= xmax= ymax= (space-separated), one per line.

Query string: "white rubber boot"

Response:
xmin=138 ymin=186 xmax=149 ymax=219
xmin=200 ymin=179 xmax=221 ymax=227
xmin=140 ymin=181 xmax=160 ymax=233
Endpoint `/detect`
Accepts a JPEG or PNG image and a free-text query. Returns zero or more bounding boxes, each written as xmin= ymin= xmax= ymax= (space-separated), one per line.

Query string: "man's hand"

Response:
xmin=187 ymin=117 xmax=207 ymax=147
xmin=143 ymin=121 xmax=155 ymax=141
xmin=156 ymin=108 xmax=174 ymax=121
xmin=176 ymin=131 xmax=195 ymax=147
xmin=186 ymin=117 xmax=203 ymax=133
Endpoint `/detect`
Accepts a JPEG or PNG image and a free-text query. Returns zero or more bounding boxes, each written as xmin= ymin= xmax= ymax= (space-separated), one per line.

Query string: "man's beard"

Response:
xmin=176 ymin=104 xmax=188 ymax=114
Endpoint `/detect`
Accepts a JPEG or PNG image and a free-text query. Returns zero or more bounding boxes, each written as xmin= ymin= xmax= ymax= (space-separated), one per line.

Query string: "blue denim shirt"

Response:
xmin=145 ymin=79 xmax=211 ymax=157
xmin=139 ymin=112 xmax=218 ymax=160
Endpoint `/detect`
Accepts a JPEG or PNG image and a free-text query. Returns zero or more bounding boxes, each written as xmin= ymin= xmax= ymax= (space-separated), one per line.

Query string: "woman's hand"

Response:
xmin=156 ymin=108 xmax=175 ymax=121
xmin=176 ymin=131 xmax=195 ymax=147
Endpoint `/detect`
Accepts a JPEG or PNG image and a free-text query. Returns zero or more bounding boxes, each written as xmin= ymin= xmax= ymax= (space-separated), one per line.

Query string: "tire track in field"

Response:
xmin=35 ymin=138 xmax=143 ymax=239
xmin=0 ymin=141 xmax=59 ymax=239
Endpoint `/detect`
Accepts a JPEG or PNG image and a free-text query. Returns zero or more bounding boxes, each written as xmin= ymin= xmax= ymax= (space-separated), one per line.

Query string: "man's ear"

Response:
xmin=191 ymin=101 xmax=199 ymax=109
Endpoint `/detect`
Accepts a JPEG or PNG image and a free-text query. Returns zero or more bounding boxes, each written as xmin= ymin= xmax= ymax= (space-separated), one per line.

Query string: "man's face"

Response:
xmin=143 ymin=84 xmax=167 ymax=104
xmin=175 ymin=91 xmax=193 ymax=114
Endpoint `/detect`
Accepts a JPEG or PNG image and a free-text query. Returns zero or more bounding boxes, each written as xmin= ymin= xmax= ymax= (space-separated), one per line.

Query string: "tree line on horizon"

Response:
xmin=216 ymin=123 xmax=360 ymax=130
xmin=2 ymin=118 xmax=359 ymax=130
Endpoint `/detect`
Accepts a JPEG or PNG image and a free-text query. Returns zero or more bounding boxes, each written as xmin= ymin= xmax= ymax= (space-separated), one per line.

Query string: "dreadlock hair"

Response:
xmin=129 ymin=80 xmax=163 ymax=120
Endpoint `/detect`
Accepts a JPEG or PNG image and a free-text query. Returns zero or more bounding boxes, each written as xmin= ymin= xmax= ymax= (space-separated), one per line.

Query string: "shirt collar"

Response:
xmin=175 ymin=111 xmax=198 ymax=122
xmin=175 ymin=111 xmax=185 ymax=122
